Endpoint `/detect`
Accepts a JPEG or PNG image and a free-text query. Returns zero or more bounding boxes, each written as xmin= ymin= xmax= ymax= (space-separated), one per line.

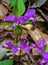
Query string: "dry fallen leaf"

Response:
xmin=0 ymin=31 xmax=8 ymax=38
xmin=0 ymin=25 xmax=4 ymax=32
xmin=35 ymin=14 xmax=45 ymax=22
xmin=21 ymin=24 xmax=48 ymax=46
xmin=0 ymin=31 xmax=17 ymax=41
xmin=0 ymin=4 xmax=8 ymax=20
xmin=2 ymin=0 xmax=10 ymax=7
xmin=21 ymin=29 xmax=28 ymax=40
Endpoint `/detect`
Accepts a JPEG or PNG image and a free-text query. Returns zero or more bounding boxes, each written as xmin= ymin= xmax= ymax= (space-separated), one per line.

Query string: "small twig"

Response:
xmin=24 ymin=55 xmax=31 ymax=65
xmin=28 ymin=0 xmax=31 ymax=9
xmin=2 ymin=3 xmax=12 ymax=12
xmin=28 ymin=54 xmax=35 ymax=63
xmin=37 ymin=8 xmax=48 ymax=22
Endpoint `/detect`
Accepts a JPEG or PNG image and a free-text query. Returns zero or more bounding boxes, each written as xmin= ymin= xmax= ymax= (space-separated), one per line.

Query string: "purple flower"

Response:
xmin=12 ymin=22 xmax=17 ymax=28
xmin=42 ymin=52 xmax=48 ymax=60
xmin=12 ymin=46 xmax=18 ymax=54
xmin=2 ymin=41 xmax=18 ymax=54
xmin=6 ymin=41 xmax=13 ymax=48
xmin=20 ymin=40 xmax=30 ymax=54
xmin=31 ymin=38 xmax=48 ymax=65
xmin=31 ymin=38 xmax=45 ymax=54
xmin=37 ymin=38 xmax=45 ymax=54
xmin=39 ymin=59 xmax=45 ymax=65
xmin=4 ymin=9 xmax=36 ymax=28
xmin=39 ymin=38 xmax=45 ymax=48
xmin=2 ymin=40 xmax=30 ymax=54
xmin=4 ymin=15 xmax=16 ymax=21
xmin=29 ymin=17 xmax=36 ymax=23
xmin=39 ymin=56 xmax=48 ymax=65
xmin=46 ymin=63 xmax=48 ymax=65
xmin=24 ymin=9 xmax=35 ymax=16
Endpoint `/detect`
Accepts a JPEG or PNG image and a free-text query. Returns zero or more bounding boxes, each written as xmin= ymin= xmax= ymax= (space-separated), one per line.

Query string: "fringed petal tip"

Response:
xmin=40 ymin=38 xmax=45 ymax=48
xmin=30 ymin=17 xmax=36 ymax=23
xmin=12 ymin=23 xmax=17 ymax=28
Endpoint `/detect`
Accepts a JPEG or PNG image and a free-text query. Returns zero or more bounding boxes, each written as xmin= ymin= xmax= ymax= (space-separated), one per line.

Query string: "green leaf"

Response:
xmin=42 ymin=45 xmax=47 ymax=52
xmin=10 ymin=0 xmax=16 ymax=6
xmin=10 ymin=0 xmax=26 ymax=6
xmin=33 ymin=49 xmax=37 ymax=54
xmin=12 ymin=40 xmax=16 ymax=46
xmin=0 ymin=59 xmax=13 ymax=65
xmin=31 ymin=0 xmax=46 ymax=8
xmin=13 ymin=0 xmax=25 ymax=17
xmin=12 ymin=40 xmax=20 ymax=46
xmin=24 ymin=20 xmax=32 ymax=25
xmin=13 ymin=25 xmax=22 ymax=35
xmin=2 ymin=22 xmax=13 ymax=26
xmin=22 ymin=0 xmax=27 ymax=3
xmin=6 ymin=47 xmax=11 ymax=51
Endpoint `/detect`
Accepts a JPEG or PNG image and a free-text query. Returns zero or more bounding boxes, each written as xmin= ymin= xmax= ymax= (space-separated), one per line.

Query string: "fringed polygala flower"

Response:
xmin=31 ymin=38 xmax=45 ymax=54
xmin=36 ymin=38 xmax=45 ymax=54
xmin=19 ymin=40 xmax=30 ymax=54
xmin=2 ymin=41 xmax=18 ymax=54
xmin=4 ymin=9 xmax=36 ymax=28
xmin=31 ymin=38 xmax=48 ymax=65
xmin=40 ymin=52 xmax=48 ymax=65
xmin=2 ymin=40 xmax=30 ymax=54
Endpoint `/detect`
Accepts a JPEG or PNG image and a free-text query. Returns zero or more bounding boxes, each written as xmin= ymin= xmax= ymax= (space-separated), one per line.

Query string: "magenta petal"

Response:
xmin=39 ymin=61 xmax=44 ymax=65
xmin=40 ymin=58 xmax=48 ymax=64
xmin=4 ymin=15 xmax=15 ymax=22
xmin=24 ymin=9 xmax=36 ymax=17
xmin=19 ymin=9 xmax=36 ymax=24
xmin=31 ymin=43 xmax=42 ymax=54
xmin=12 ymin=17 xmax=18 ymax=28
xmin=19 ymin=17 xmax=25 ymax=24
xmin=12 ymin=46 xmax=18 ymax=54
xmin=12 ymin=23 xmax=17 ymax=28
xmin=2 ymin=45 xmax=6 ymax=48
xmin=20 ymin=40 xmax=26 ymax=45
xmin=43 ymin=59 xmax=48 ymax=63
xmin=37 ymin=49 xmax=42 ymax=54
xmin=24 ymin=46 xmax=30 ymax=54
xmin=39 ymin=58 xmax=48 ymax=65
xmin=40 ymin=38 xmax=45 ymax=48
xmin=22 ymin=44 xmax=30 ymax=54
xmin=20 ymin=40 xmax=30 ymax=54
xmin=6 ymin=41 xmax=13 ymax=48
xmin=17 ymin=46 xmax=22 ymax=50
xmin=14 ymin=17 xmax=19 ymax=23
xmin=42 ymin=52 xmax=48 ymax=59
xmin=39 ymin=59 xmax=46 ymax=65
xmin=19 ymin=16 xmax=31 ymax=24
xmin=29 ymin=17 xmax=36 ymax=23
xmin=46 ymin=63 xmax=48 ymax=65
xmin=30 ymin=43 xmax=36 ymax=47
